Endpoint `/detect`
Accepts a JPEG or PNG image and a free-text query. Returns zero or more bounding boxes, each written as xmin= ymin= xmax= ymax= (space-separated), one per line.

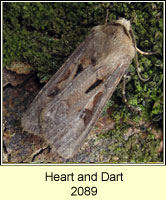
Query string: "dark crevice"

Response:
xmin=31 ymin=145 xmax=51 ymax=162
xmin=74 ymin=64 xmax=83 ymax=77
xmin=85 ymin=79 xmax=103 ymax=93
xmin=91 ymin=56 xmax=96 ymax=66
xmin=47 ymin=87 xmax=60 ymax=97
xmin=3 ymin=142 xmax=8 ymax=154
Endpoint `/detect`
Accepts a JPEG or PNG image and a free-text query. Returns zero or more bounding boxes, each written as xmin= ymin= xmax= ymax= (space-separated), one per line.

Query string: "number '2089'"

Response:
xmin=71 ymin=186 xmax=97 ymax=196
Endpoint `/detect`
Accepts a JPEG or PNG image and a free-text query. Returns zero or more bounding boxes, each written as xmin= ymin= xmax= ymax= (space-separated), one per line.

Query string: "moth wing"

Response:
xmin=21 ymin=31 xmax=95 ymax=135
xmin=22 ymin=22 xmax=135 ymax=159
xmin=41 ymin=59 xmax=131 ymax=159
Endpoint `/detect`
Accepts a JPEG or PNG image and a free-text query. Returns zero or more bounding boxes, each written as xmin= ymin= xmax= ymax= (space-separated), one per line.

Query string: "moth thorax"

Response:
xmin=116 ymin=18 xmax=131 ymax=32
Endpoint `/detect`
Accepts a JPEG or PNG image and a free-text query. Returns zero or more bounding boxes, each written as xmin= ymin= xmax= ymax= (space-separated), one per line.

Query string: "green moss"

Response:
xmin=99 ymin=123 xmax=162 ymax=163
xmin=3 ymin=2 xmax=163 ymax=162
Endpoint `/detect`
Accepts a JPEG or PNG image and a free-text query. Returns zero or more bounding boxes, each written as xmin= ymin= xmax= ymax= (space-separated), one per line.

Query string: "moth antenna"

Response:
xmin=135 ymin=51 xmax=150 ymax=82
xmin=104 ymin=9 xmax=109 ymax=25
xmin=136 ymin=47 xmax=158 ymax=55
xmin=135 ymin=47 xmax=158 ymax=81
xmin=122 ymin=72 xmax=141 ymax=113
xmin=129 ymin=28 xmax=151 ymax=82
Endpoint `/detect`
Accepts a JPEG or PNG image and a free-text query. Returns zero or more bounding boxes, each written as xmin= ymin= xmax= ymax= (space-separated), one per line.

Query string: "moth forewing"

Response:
xmin=22 ymin=19 xmax=136 ymax=159
xmin=44 ymin=61 xmax=132 ymax=158
xmin=21 ymin=32 xmax=95 ymax=135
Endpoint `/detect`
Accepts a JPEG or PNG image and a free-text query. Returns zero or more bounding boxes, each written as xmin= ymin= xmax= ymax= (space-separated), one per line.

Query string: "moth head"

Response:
xmin=115 ymin=18 xmax=131 ymax=32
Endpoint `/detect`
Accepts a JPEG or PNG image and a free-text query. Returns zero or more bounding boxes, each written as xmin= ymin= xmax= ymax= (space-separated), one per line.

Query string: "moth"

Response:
xmin=22 ymin=18 xmax=153 ymax=159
